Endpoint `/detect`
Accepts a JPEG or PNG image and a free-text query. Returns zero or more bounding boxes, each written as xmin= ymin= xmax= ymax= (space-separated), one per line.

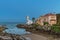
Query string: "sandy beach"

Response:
xmin=22 ymin=33 xmax=60 ymax=40
xmin=22 ymin=33 xmax=48 ymax=40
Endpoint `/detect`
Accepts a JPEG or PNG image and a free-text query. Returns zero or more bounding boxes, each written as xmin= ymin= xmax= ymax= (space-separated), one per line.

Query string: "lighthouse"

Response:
xmin=26 ymin=16 xmax=33 ymax=25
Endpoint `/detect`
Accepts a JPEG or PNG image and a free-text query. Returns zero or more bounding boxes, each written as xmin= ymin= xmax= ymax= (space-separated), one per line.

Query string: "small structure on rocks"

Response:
xmin=26 ymin=16 xmax=33 ymax=25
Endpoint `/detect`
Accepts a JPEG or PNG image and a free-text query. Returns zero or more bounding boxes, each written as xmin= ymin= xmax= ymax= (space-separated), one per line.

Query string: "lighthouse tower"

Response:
xmin=26 ymin=16 xmax=33 ymax=25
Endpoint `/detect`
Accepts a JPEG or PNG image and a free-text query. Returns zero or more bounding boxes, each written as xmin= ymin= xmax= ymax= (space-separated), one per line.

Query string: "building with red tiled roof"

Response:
xmin=36 ymin=13 xmax=57 ymax=26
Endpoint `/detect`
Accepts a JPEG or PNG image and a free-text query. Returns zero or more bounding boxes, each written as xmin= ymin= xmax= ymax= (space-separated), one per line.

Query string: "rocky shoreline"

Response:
xmin=0 ymin=25 xmax=30 ymax=40
xmin=0 ymin=32 xmax=31 ymax=40
xmin=17 ymin=24 xmax=60 ymax=40
xmin=0 ymin=32 xmax=24 ymax=40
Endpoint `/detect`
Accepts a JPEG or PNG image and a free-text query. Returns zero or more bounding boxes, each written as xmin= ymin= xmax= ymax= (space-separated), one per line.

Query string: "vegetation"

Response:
xmin=51 ymin=25 xmax=60 ymax=34
xmin=32 ymin=23 xmax=39 ymax=27
xmin=32 ymin=17 xmax=35 ymax=23
xmin=53 ymin=24 xmax=60 ymax=26
xmin=56 ymin=14 xmax=60 ymax=25
xmin=31 ymin=23 xmax=60 ymax=34
xmin=31 ymin=24 xmax=40 ymax=30
xmin=44 ymin=22 xmax=49 ymax=25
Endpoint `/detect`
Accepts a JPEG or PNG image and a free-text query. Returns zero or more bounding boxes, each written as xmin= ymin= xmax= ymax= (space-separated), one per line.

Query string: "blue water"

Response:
xmin=1 ymin=22 xmax=27 ymax=35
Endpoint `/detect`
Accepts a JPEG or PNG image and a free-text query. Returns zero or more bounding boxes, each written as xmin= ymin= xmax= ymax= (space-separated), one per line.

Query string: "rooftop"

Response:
xmin=44 ymin=13 xmax=56 ymax=16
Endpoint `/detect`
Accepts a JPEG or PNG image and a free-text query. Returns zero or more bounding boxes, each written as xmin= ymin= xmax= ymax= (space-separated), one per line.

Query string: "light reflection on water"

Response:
xmin=0 ymin=22 xmax=27 ymax=35
xmin=4 ymin=27 xmax=27 ymax=35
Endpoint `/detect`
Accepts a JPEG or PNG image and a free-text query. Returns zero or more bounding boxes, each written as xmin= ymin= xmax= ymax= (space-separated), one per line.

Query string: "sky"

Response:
xmin=0 ymin=0 xmax=60 ymax=22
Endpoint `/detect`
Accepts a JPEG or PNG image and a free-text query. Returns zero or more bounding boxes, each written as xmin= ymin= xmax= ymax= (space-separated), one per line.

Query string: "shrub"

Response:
xmin=51 ymin=25 xmax=60 ymax=33
xmin=44 ymin=22 xmax=49 ymax=25
xmin=53 ymin=24 xmax=60 ymax=26
xmin=31 ymin=24 xmax=39 ymax=29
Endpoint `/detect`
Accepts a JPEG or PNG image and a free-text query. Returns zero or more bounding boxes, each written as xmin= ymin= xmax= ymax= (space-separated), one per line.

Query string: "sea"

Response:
xmin=0 ymin=22 xmax=27 ymax=35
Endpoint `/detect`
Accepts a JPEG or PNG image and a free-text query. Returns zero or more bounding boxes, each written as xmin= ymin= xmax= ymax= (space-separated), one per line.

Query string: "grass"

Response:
xmin=51 ymin=26 xmax=60 ymax=34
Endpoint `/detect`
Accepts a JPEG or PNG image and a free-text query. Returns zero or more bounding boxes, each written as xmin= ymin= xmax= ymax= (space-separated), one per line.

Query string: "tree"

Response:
xmin=44 ymin=22 xmax=49 ymax=25
xmin=32 ymin=17 xmax=35 ymax=23
xmin=56 ymin=14 xmax=60 ymax=25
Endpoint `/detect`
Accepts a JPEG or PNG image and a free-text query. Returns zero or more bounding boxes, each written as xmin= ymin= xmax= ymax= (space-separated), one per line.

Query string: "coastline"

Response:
xmin=0 ymin=30 xmax=59 ymax=40
xmin=0 ymin=32 xmax=22 ymax=40
xmin=21 ymin=28 xmax=60 ymax=40
xmin=23 ymin=33 xmax=48 ymax=40
xmin=16 ymin=24 xmax=60 ymax=40
xmin=0 ymin=24 xmax=29 ymax=40
xmin=0 ymin=23 xmax=60 ymax=40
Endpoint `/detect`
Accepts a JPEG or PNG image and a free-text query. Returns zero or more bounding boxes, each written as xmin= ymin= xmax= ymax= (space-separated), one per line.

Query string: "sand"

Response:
xmin=22 ymin=33 xmax=48 ymax=40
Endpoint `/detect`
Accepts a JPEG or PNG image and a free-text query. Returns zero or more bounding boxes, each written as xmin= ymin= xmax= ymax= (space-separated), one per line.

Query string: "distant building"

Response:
xmin=36 ymin=13 xmax=57 ymax=26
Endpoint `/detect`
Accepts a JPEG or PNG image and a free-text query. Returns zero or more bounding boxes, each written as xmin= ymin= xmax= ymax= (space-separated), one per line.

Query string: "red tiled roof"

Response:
xmin=44 ymin=13 xmax=56 ymax=16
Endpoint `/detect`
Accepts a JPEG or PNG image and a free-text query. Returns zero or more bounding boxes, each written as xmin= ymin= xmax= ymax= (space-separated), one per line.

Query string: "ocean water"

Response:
xmin=0 ymin=22 xmax=27 ymax=35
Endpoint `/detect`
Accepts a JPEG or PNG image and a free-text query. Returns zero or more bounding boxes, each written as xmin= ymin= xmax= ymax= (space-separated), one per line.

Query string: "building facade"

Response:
xmin=36 ymin=13 xmax=57 ymax=26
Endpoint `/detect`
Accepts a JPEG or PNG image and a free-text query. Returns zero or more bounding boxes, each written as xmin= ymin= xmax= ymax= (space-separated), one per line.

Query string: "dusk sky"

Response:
xmin=0 ymin=0 xmax=60 ymax=22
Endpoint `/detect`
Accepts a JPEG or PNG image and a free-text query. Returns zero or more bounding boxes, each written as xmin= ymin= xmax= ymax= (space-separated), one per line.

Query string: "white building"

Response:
xmin=26 ymin=16 xmax=33 ymax=25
